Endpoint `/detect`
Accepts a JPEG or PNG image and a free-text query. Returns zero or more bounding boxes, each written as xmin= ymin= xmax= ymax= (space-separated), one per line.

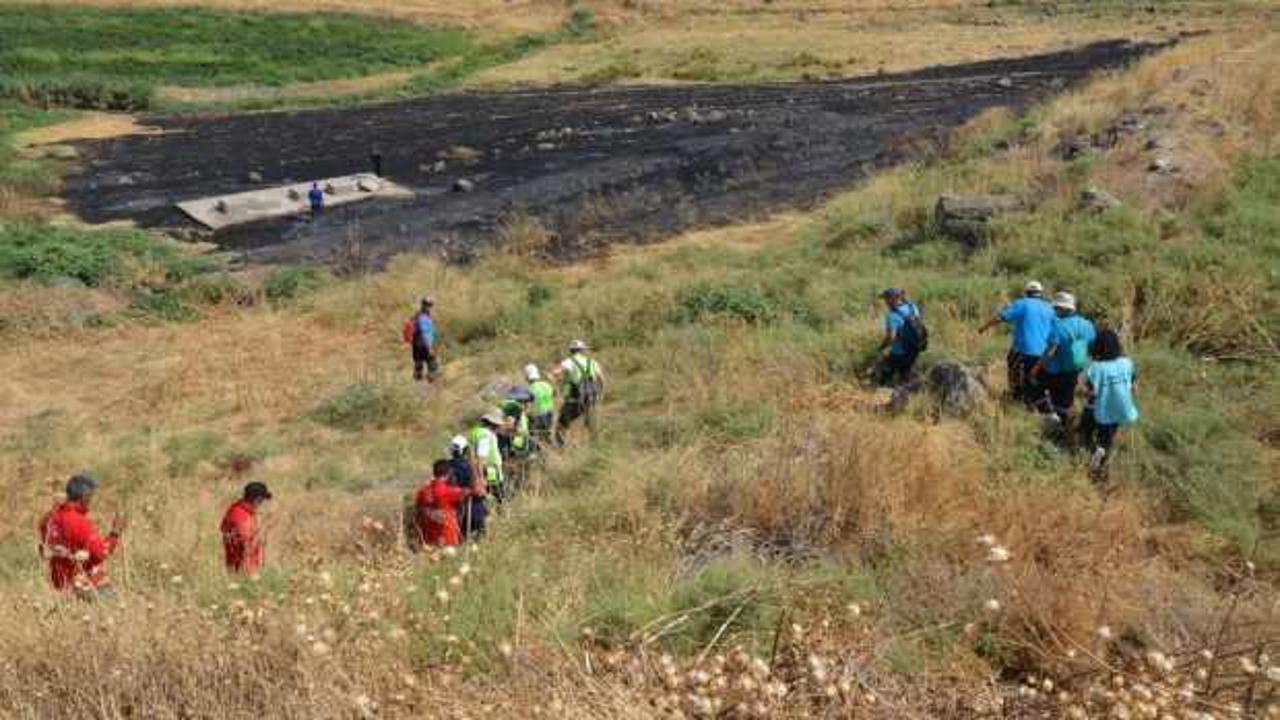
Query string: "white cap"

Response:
xmin=449 ymin=435 xmax=468 ymax=451
xmin=568 ymin=339 xmax=588 ymax=352
xmin=1052 ymin=291 xmax=1077 ymax=311
xmin=524 ymin=363 xmax=540 ymax=381
xmin=481 ymin=409 xmax=507 ymax=426
xmin=1024 ymin=280 xmax=1044 ymax=294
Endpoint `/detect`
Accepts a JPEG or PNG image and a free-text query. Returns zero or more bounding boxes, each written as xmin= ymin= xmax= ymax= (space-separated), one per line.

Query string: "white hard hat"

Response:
xmin=524 ymin=363 xmax=540 ymax=381
xmin=1052 ymin=291 xmax=1077 ymax=311
xmin=1024 ymin=280 xmax=1044 ymax=294
xmin=568 ymin=339 xmax=588 ymax=352
xmin=449 ymin=435 xmax=468 ymax=451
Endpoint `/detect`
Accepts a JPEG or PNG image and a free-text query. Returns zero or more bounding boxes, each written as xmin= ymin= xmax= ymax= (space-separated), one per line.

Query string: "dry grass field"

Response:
xmin=0 ymin=1 xmax=1278 ymax=717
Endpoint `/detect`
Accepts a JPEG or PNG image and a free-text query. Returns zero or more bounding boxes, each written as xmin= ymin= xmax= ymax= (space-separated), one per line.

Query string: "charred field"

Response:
xmin=64 ymin=39 xmax=1162 ymax=266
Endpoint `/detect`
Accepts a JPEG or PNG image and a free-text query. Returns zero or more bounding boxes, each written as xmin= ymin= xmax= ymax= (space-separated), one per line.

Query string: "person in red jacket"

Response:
xmin=416 ymin=460 xmax=477 ymax=547
xmin=220 ymin=481 xmax=272 ymax=574
xmin=37 ymin=473 xmax=126 ymax=598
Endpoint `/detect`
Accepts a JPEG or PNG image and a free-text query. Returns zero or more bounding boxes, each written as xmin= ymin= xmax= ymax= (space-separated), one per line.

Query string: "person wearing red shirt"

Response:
xmin=220 ymin=481 xmax=272 ymax=574
xmin=37 ymin=473 xmax=126 ymax=598
xmin=416 ymin=460 xmax=478 ymax=547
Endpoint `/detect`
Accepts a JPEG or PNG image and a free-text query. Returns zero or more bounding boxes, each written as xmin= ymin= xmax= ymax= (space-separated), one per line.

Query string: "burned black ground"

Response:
xmin=63 ymin=40 xmax=1162 ymax=267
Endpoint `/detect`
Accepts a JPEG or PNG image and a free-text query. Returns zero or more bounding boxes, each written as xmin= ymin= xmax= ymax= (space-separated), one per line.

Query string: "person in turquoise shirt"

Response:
xmin=1034 ymin=291 xmax=1096 ymax=425
xmin=1083 ymin=327 xmax=1139 ymax=480
xmin=979 ymin=280 xmax=1055 ymax=406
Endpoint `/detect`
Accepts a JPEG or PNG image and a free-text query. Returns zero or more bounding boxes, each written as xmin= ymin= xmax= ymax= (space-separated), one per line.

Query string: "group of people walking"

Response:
xmin=36 ymin=281 xmax=1138 ymax=600
xmin=880 ymin=280 xmax=1140 ymax=478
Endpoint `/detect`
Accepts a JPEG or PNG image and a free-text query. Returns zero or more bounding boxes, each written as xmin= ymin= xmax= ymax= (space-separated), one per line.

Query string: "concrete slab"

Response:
xmin=176 ymin=174 xmax=412 ymax=230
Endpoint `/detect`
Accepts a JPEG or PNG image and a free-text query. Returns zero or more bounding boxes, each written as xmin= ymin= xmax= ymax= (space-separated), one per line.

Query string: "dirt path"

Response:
xmin=63 ymin=40 xmax=1162 ymax=266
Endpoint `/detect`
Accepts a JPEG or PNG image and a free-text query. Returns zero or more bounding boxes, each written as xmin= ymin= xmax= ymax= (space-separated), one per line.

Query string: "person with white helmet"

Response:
xmin=1033 ymin=291 xmax=1097 ymax=427
xmin=554 ymin=339 xmax=604 ymax=445
xmin=979 ymin=280 xmax=1055 ymax=406
xmin=525 ymin=363 xmax=557 ymax=445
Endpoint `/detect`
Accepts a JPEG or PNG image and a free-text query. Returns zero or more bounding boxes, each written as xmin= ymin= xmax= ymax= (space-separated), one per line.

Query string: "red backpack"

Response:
xmin=402 ymin=317 xmax=415 ymax=345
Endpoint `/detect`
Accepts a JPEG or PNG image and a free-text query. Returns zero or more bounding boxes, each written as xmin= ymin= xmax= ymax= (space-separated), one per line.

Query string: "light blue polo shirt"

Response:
xmin=998 ymin=296 xmax=1055 ymax=356
xmin=884 ymin=302 xmax=921 ymax=356
xmin=1086 ymin=357 xmax=1139 ymax=426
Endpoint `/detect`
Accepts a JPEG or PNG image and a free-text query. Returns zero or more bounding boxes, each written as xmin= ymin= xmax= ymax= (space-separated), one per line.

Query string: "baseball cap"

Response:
xmin=244 ymin=481 xmax=273 ymax=501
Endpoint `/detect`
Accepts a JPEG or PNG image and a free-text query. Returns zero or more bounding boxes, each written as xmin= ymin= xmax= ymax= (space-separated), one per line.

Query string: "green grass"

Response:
xmin=0 ymin=5 xmax=477 ymax=109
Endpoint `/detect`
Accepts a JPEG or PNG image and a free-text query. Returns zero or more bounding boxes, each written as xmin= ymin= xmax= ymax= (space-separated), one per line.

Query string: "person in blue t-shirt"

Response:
xmin=410 ymin=297 xmax=440 ymax=382
xmin=307 ymin=182 xmax=324 ymax=215
xmin=979 ymin=280 xmax=1055 ymax=407
xmin=1033 ymin=291 xmax=1096 ymax=425
xmin=1082 ymin=327 xmax=1139 ymax=481
xmin=876 ymin=287 xmax=923 ymax=387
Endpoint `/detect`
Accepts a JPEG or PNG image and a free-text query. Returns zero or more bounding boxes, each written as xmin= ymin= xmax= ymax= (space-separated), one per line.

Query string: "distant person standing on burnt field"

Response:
xmin=308 ymin=182 xmax=325 ymax=216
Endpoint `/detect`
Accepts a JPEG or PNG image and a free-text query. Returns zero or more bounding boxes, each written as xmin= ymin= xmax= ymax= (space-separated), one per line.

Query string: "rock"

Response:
xmin=46 ymin=275 xmax=87 ymax=290
xmin=887 ymin=361 xmax=988 ymax=417
xmin=286 ymin=189 xmax=301 ymax=201
xmin=433 ymin=160 xmax=447 ymax=173
xmin=1148 ymin=156 xmax=1175 ymax=174
xmin=996 ymin=76 xmax=1014 ymax=89
xmin=704 ymin=109 xmax=729 ymax=123
xmin=41 ymin=144 xmax=79 ymax=160
xmin=536 ymin=142 xmax=556 ymax=152
xmin=452 ymin=178 xmax=475 ymax=193
xmin=934 ymin=193 xmax=1025 ymax=247
xmin=247 ymin=171 xmax=263 ymax=183
xmin=214 ymin=199 xmax=229 ymax=213
xmin=357 ymin=177 xmax=381 ymax=192
xmin=1080 ymin=187 xmax=1122 ymax=213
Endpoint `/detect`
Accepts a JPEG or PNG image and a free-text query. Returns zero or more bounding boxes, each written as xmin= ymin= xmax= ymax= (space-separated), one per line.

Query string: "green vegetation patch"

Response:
xmin=0 ymin=223 xmax=218 ymax=287
xmin=312 ymin=383 xmax=422 ymax=431
xmin=0 ymin=5 xmax=476 ymax=109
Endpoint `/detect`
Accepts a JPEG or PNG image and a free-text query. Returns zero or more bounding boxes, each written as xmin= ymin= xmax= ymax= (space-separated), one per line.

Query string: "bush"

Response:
xmin=0 ymin=223 xmax=219 ymax=288
xmin=676 ymin=283 xmax=778 ymax=324
xmin=263 ymin=265 xmax=331 ymax=303
xmin=312 ymin=383 xmax=420 ymax=430
xmin=0 ymin=76 xmax=153 ymax=111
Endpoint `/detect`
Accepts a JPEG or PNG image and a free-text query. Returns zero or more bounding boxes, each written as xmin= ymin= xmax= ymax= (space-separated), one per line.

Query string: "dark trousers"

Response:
xmin=1007 ymin=351 xmax=1042 ymax=406
xmin=460 ymin=497 xmax=487 ymax=539
xmin=1040 ymin=371 xmax=1080 ymax=420
xmin=412 ymin=344 xmax=439 ymax=382
xmin=555 ymin=398 xmax=595 ymax=444
xmin=876 ymin=351 xmax=919 ymax=387
xmin=530 ymin=413 xmax=554 ymax=444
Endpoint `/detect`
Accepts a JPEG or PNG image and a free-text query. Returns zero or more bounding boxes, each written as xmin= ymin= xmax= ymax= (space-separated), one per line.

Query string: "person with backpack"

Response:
xmin=555 ymin=340 xmax=604 ymax=445
xmin=979 ymin=280 xmax=1055 ymax=407
xmin=37 ymin=473 xmax=127 ymax=599
xmin=525 ymin=364 xmax=557 ymax=446
xmin=876 ymin=288 xmax=926 ymax=387
xmin=1082 ymin=328 xmax=1139 ymax=481
xmin=403 ymin=297 xmax=440 ymax=383
xmin=1033 ymin=292 xmax=1096 ymax=426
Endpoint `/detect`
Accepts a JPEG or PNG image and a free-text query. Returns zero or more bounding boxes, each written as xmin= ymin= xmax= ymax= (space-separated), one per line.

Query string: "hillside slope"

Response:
xmin=0 ymin=26 xmax=1277 ymax=720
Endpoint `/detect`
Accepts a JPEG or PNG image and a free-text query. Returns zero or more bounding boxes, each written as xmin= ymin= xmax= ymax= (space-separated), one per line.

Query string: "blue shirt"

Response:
xmin=998 ymin=296 xmax=1055 ymax=356
xmin=308 ymin=187 xmax=324 ymax=210
xmin=1045 ymin=314 xmax=1096 ymax=374
xmin=1086 ymin=357 xmax=1139 ymax=426
xmin=416 ymin=313 xmax=437 ymax=346
xmin=884 ymin=302 xmax=921 ymax=356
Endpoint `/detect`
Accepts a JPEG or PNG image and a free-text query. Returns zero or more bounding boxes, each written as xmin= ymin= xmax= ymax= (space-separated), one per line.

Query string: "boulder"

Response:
xmin=452 ymin=178 xmax=475 ymax=193
xmin=247 ymin=170 xmax=263 ymax=183
xmin=1080 ymin=187 xmax=1122 ymax=213
xmin=887 ymin=361 xmax=988 ymax=417
xmin=934 ymin=193 xmax=1024 ymax=247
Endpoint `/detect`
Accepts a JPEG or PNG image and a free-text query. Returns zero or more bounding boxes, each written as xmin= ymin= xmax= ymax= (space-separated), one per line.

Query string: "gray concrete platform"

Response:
xmin=176 ymin=174 xmax=412 ymax=230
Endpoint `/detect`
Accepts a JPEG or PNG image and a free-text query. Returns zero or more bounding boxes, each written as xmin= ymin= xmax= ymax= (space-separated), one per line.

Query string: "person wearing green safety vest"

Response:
xmin=554 ymin=339 xmax=604 ymax=446
xmin=524 ymin=363 xmax=556 ymax=446
xmin=469 ymin=409 xmax=507 ymax=503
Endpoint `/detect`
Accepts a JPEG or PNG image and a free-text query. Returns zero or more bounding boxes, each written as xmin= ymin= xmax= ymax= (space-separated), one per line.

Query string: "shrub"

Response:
xmin=129 ymin=289 xmax=200 ymax=322
xmin=0 ymin=223 xmax=219 ymax=288
xmin=263 ymin=265 xmax=331 ymax=303
xmin=312 ymin=383 xmax=420 ymax=430
xmin=676 ymin=283 xmax=778 ymax=324
xmin=0 ymin=76 xmax=153 ymax=111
